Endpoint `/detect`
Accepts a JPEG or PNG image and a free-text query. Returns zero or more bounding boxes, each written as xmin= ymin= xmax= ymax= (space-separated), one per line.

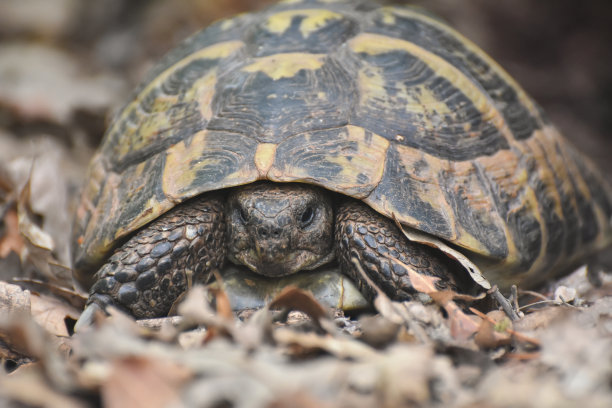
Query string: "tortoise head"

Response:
xmin=226 ymin=182 xmax=335 ymax=277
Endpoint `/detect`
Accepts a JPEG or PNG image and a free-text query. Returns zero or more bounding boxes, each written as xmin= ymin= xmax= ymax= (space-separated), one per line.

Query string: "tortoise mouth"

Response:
xmin=254 ymin=261 xmax=295 ymax=277
xmin=231 ymin=247 xmax=336 ymax=278
xmin=207 ymin=263 xmax=370 ymax=311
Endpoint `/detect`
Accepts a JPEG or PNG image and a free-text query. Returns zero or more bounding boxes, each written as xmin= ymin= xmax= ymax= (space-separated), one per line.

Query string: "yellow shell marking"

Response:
xmin=526 ymin=130 xmax=565 ymax=217
xmin=351 ymin=33 xmax=511 ymax=133
xmin=325 ymin=126 xmax=389 ymax=190
xmin=380 ymin=9 xmax=396 ymax=26
xmin=254 ymin=143 xmax=278 ymax=177
xmin=162 ymin=130 xmax=260 ymax=200
xmin=220 ymin=15 xmax=240 ymax=31
xmin=188 ymin=70 xmax=218 ymax=122
xmin=550 ymin=128 xmax=592 ymax=202
xmin=375 ymin=143 xmax=457 ymax=236
xmin=111 ymin=41 xmax=244 ymax=157
xmin=162 ymin=130 xmax=209 ymax=199
xmin=79 ymin=159 xmax=119 ymax=258
xmin=357 ymin=67 xmax=386 ymax=108
xmin=381 ymin=7 xmax=541 ymax=122
xmin=268 ymin=125 xmax=390 ymax=199
xmin=242 ymin=53 xmax=326 ymax=80
xmin=130 ymin=40 xmax=242 ymax=106
xmin=264 ymin=9 xmax=344 ymax=38
xmin=358 ymin=61 xmax=454 ymax=127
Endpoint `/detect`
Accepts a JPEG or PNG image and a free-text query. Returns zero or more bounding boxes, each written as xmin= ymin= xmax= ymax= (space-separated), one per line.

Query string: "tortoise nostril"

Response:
xmin=257 ymin=226 xmax=282 ymax=239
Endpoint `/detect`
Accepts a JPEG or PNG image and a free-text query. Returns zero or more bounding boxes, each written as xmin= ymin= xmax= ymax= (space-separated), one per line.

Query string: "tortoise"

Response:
xmin=72 ymin=0 xmax=612 ymax=322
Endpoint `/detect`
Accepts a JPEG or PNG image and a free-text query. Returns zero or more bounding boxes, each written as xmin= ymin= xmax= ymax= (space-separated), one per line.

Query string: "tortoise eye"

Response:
xmin=238 ymin=207 xmax=249 ymax=224
xmin=300 ymin=206 xmax=314 ymax=227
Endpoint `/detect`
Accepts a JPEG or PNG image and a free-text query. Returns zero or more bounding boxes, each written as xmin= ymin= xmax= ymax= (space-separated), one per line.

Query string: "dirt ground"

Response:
xmin=0 ymin=1 xmax=611 ymax=407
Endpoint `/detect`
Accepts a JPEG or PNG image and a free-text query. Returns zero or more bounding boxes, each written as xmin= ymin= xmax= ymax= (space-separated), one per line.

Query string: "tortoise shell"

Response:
xmin=72 ymin=0 xmax=612 ymax=290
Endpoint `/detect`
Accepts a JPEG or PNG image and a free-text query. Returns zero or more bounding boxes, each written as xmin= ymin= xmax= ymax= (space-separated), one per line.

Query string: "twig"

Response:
xmin=519 ymin=298 xmax=584 ymax=313
xmin=510 ymin=285 xmax=520 ymax=313
xmin=489 ymin=286 xmax=520 ymax=321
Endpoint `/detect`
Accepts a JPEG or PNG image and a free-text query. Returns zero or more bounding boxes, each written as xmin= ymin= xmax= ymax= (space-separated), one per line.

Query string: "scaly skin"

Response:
xmin=83 ymin=183 xmax=460 ymax=319
xmin=335 ymin=200 xmax=459 ymax=302
xmin=86 ymin=194 xmax=226 ymax=318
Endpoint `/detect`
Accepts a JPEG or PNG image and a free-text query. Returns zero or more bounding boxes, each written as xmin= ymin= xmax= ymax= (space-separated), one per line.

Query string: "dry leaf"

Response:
xmin=404 ymin=264 xmax=481 ymax=341
xmin=269 ymin=286 xmax=330 ymax=325
xmin=0 ymin=283 xmax=33 ymax=361
xmin=0 ymin=206 xmax=24 ymax=258
xmin=210 ymin=286 xmax=233 ymax=320
xmin=0 ymin=308 xmax=76 ymax=393
xmin=12 ymin=278 xmax=87 ymax=309
xmin=177 ymin=285 xmax=235 ymax=343
xmin=473 ymin=310 xmax=513 ymax=349
xmin=273 ymin=328 xmax=379 ymax=360
xmin=553 ymin=286 xmax=577 ymax=303
xmin=358 ymin=314 xmax=400 ymax=349
xmin=0 ymin=0 xmax=76 ymax=38
xmin=269 ymin=391 xmax=333 ymax=408
xmin=444 ymin=301 xmax=482 ymax=341
xmin=30 ymin=292 xmax=81 ymax=337
xmin=17 ymin=174 xmax=68 ymax=282
xmin=471 ymin=308 xmax=540 ymax=350
xmin=514 ymin=306 xmax=567 ymax=332
xmin=102 ymin=356 xmax=192 ymax=408
xmin=395 ymin=221 xmax=491 ymax=290
xmin=0 ymin=363 xmax=86 ymax=408
xmin=0 ymin=43 xmax=122 ymax=124
xmin=0 ymin=281 xmax=31 ymax=315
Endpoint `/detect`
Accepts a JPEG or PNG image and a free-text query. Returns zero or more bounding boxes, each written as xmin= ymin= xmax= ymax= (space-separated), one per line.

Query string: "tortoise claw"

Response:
xmin=74 ymin=303 xmax=104 ymax=332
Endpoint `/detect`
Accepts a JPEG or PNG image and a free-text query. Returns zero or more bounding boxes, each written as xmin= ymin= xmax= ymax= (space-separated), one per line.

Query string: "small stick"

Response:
xmin=489 ymin=286 xmax=520 ymax=321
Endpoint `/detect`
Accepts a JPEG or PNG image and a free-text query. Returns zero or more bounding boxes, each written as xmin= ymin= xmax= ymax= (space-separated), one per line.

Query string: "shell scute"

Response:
xmin=208 ymin=53 xmax=354 ymax=143
xmin=347 ymin=33 xmax=512 ymax=161
xmin=248 ymin=8 xmax=358 ymax=56
xmin=368 ymin=7 xmax=542 ymax=142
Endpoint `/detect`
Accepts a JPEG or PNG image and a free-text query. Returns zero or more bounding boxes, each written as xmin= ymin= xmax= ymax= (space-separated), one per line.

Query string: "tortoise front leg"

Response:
xmin=335 ymin=200 xmax=460 ymax=302
xmin=79 ymin=194 xmax=226 ymax=323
